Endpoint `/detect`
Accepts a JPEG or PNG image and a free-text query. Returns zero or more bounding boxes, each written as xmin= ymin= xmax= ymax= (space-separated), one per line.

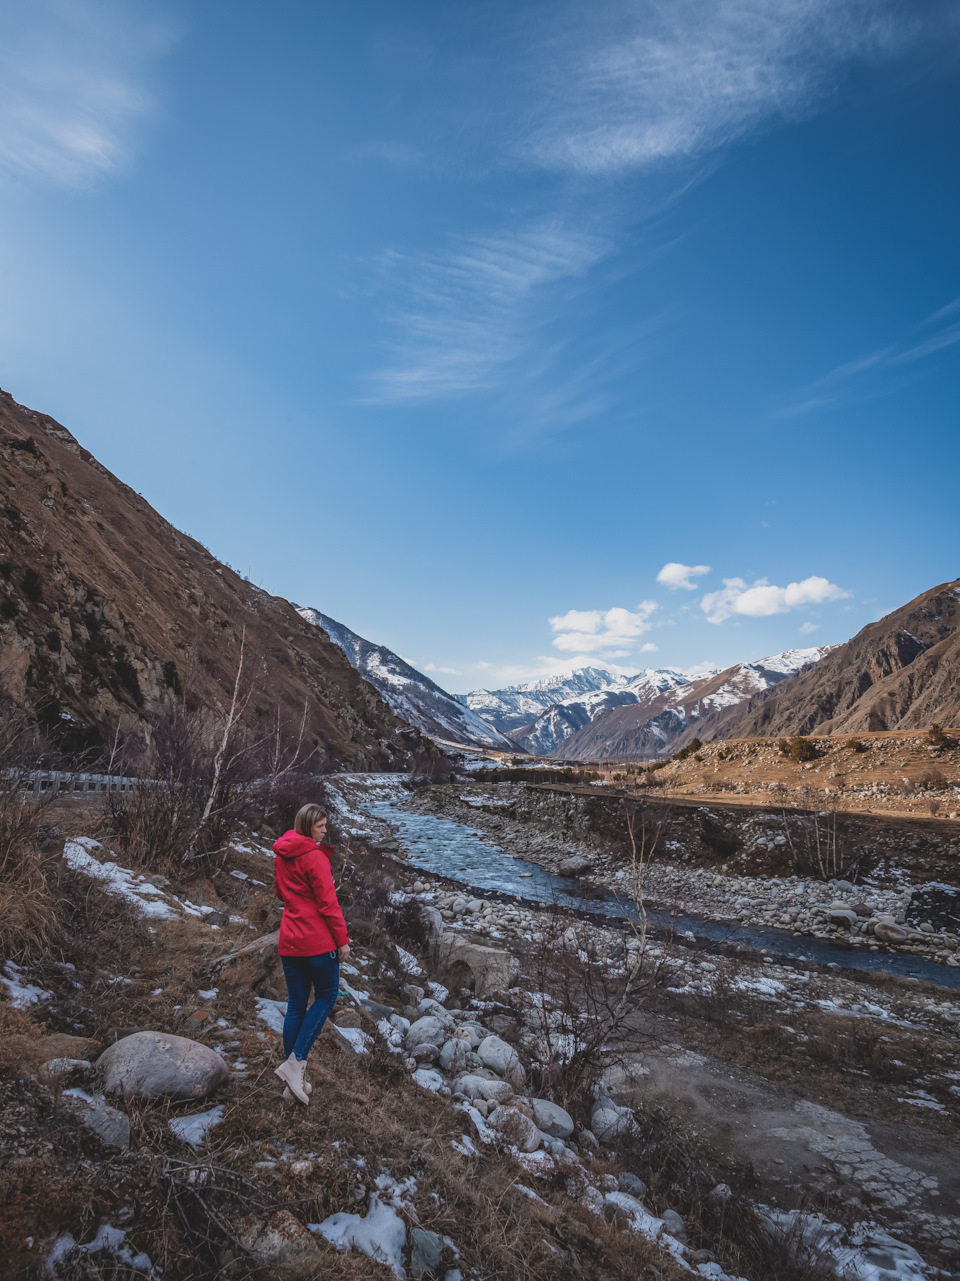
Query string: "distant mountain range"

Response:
xmin=294 ymin=578 xmax=960 ymax=761
xmin=296 ymin=608 xmax=515 ymax=752
xmin=548 ymin=648 xmax=829 ymax=761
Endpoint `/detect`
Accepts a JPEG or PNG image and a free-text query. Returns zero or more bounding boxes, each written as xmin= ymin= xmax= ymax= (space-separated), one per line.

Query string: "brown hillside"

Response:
xmin=0 ymin=387 xmax=416 ymax=766
xmin=730 ymin=580 xmax=960 ymax=738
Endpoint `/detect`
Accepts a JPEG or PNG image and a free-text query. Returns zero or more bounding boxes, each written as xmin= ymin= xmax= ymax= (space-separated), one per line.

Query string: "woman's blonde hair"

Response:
xmin=294 ymin=803 xmax=328 ymax=837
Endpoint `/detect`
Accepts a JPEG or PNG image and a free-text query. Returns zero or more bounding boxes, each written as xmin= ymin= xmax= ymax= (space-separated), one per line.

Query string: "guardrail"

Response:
xmin=21 ymin=770 xmax=143 ymax=794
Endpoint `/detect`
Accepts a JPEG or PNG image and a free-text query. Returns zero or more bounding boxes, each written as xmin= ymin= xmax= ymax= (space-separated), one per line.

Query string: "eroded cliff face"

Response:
xmin=0 ymin=388 xmax=416 ymax=766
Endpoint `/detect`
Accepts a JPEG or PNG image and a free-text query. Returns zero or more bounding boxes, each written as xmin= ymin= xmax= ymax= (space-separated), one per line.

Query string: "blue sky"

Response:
xmin=1 ymin=0 xmax=958 ymax=692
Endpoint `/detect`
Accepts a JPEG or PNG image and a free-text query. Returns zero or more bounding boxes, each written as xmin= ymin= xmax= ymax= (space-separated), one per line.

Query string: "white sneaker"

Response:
xmin=274 ymin=1053 xmax=309 ymax=1105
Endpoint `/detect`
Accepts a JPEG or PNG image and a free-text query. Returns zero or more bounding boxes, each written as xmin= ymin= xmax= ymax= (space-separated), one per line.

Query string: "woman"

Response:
xmin=272 ymin=803 xmax=350 ymax=1105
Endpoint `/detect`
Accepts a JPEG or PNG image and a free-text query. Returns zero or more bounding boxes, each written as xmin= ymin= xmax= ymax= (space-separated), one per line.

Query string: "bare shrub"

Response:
xmin=0 ymin=707 xmax=64 ymax=961
xmin=778 ymin=806 xmax=862 ymax=882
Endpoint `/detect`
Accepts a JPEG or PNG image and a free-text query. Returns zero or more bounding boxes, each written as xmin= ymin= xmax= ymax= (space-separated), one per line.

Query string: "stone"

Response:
xmin=558 ymin=855 xmax=593 ymax=877
xmin=456 ymin=1022 xmax=486 ymax=1050
xmin=422 ymin=906 xmax=444 ymax=941
xmin=97 ymin=1031 xmax=230 ymax=1101
xmin=67 ymin=1093 xmax=130 ymax=1150
xmin=874 ymin=920 xmax=910 ymax=944
xmin=36 ymin=1033 xmax=103 ymax=1060
xmin=401 ymin=984 xmax=425 ymax=1006
xmin=618 ymin=1172 xmax=647 ymax=1199
xmin=412 ymin=1043 xmax=439 ymax=1064
xmin=826 ymin=908 xmax=858 ymax=928
xmin=591 ymin=1102 xmax=636 ymax=1142
xmin=416 ymin=998 xmax=450 ymax=1019
xmin=453 ymin=1073 xmax=514 ymax=1104
xmin=410 ymin=1227 xmax=444 ymax=1279
xmin=405 ymin=1017 xmax=450 ymax=1051
xmin=477 ymin=1035 xmax=523 ymax=1084
xmin=235 ymin=1211 xmax=319 ymax=1265
xmin=437 ymin=936 xmax=513 ymax=998
xmin=660 ymin=1209 xmax=687 ymax=1244
xmin=438 ymin=1038 xmax=471 ymax=1073
xmin=530 ymin=1098 xmax=574 ymax=1139
xmin=38 ymin=1058 xmax=94 ymax=1086
xmin=579 ymin=1128 xmax=599 ymax=1150
xmin=488 ymin=1106 xmax=541 ymax=1153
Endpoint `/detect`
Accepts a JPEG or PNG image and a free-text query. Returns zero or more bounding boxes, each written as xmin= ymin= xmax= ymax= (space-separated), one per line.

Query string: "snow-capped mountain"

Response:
xmin=555 ymin=647 xmax=831 ymax=760
xmin=508 ymin=667 xmax=698 ymax=756
xmin=460 ymin=667 xmax=631 ymax=734
xmin=296 ymin=607 xmax=516 ymax=752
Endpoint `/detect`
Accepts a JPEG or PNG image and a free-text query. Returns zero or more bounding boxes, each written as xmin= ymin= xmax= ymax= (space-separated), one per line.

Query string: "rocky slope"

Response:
xmin=296 ymin=607 xmax=515 ymax=751
xmin=553 ymin=649 xmax=828 ymax=761
xmin=730 ymin=580 xmax=960 ymax=738
xmin=0 ymin=387 xmax=416 ymax=767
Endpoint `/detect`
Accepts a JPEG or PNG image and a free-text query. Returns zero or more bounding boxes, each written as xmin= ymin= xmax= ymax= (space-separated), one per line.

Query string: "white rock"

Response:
xmin=405 ymin=1017 xmax=450 ymax=1050
xmin=98 ymin=1032 xmax=229 ymax=1101
xmin=591 ymin=1102 xmax=636 ymax=1142
xmin=488 ymin=1106 xmax=541 ymax=1153
xmin=438 ymin=1038 xmax=471 ymax=1073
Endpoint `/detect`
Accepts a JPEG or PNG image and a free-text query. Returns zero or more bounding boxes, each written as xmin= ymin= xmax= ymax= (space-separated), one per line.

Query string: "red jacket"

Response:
xmin=273 ymin=831 xmax=349 ymax=957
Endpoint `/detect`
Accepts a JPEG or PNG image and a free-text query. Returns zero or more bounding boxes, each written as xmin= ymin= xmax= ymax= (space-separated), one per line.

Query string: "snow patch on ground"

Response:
xmin=46 ymin=1224 xmax=160 ymax=1278
xmin=1 ymin=961 xmax=52 ymax=1009
xmin=62 ymin=838 xmax=177 ymax=919
xmin=310 ymin=1195 xmax=409 ymax=1279
xmin=169 ymin=1105 xmax=225 ymax=1149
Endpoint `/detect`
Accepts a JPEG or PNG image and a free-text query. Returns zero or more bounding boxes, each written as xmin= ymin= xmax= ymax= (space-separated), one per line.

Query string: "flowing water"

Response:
xmin=334 ymin=776 xmax=960 ymax=992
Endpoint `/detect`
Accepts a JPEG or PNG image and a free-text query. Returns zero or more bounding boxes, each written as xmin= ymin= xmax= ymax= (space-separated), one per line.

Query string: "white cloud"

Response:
xmin=424 ymin=663 xmax=461 ymax=675
xmin=639 ymin=642 xmax=658 ymax=653
xmin=701 ymin=575 xmax=850 ymax=623
xmin=657 ymin=561 xmax=711 ymax=590
xmin=0 ymin=1 xmax=173 ymax=187
xmin=364 ymin=220 xmax=608 ymax=403
xmin=549 ymin=601 xmax=658 ymax=653
xmin=524 ymin=0 xmax=901 ymax=176
xmin=799 ymin=621 xmax=821 ymax=634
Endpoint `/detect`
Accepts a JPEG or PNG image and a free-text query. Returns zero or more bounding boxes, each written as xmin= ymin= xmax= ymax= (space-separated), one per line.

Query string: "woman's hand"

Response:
xmin=337 ymin=943 xmax=351 ymax=962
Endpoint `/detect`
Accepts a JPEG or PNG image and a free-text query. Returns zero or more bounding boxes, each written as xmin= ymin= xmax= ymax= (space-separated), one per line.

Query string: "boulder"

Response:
xmin=874 ymin=920 xmax=910 ymax=944
xmin=660 ymin=1209 xmax=687 ymax=1244
xmin=438 ymin=1038 xmax=471 ymax=1074
xmin=236 ymin=1211 xmax=319 ymax=1265
xmin=618 ymin=1172 xmax=647 ymax=1199
xmin=488 ymin=1106 xmax=541 ymax=1153
xmin=591 ymin=1102 xmax=636 ymax=1142
xmin=405 ymin=1017 xmax=450 ymax=1051
xmin=477 ymin=1035 xmax=524 ymax=1088
xmin=826 ymin=908 xmax=858 ymax=928
xmin=39 ymin=1058 xmax=95 ymax=1086
xmin=530 ymin=1097 xmax=574 ymax=1139
xmin=97 ymin=1031 xmax=229 ymax=1100
xmin=410 ymin=1227 xmax=444 ymax=1279
xmin=437 ymin=936 xmax=513 ymax=998
xmin=421 ymin=907 xmax=444 ymax=942
xmin=453 ymin=1073 xmax=514 ymax=1104
xmin=412 ymin=1044 xmax=439 ymax=1064
xmin=558 ymin=855 xmax=593 ymax=877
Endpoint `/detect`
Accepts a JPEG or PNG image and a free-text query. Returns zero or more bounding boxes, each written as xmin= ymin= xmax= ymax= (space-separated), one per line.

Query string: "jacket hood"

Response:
xmin=273 ymin=831 xmax=325 ymax=860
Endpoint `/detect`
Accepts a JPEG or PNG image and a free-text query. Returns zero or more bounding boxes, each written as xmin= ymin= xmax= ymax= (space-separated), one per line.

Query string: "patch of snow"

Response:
xmin=337 ymin=1027 xmax=372 ymax=1054
xmin=396 ymin=946 xmax=422 ymax=976
xmin=254 ymin=997 xmax=286 ymax=1034
xmin=46 ymin=1223 xmax=160 ymax=1278
xmin=62 ymin=838 xmax=177 ymax=920
xmin=757 ymin=1210 xmax=934 ymax=1281
xmin=169 ymin=1105 xmax=225 ymax=1148
xmin=1 ymin=961 xmax=52 ymax=1009
xmin=309 ymin=1195 xmax=408 ymax=1280
xmin=413 ymin=1068 xmax=448 ymax=1094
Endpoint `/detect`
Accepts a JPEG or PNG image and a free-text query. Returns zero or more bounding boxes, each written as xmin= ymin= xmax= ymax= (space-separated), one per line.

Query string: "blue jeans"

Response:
xmin=281 ymin=952 xmax=340 ymax=1061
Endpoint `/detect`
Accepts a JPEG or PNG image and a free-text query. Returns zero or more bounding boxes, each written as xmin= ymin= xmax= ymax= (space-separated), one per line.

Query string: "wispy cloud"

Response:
xmin=0 ymin=0 xmax=173 ymax=187
xmin=364 ymin=220 xmax=609 ymax=403
xmin=781 ymin=298 xmax=960 ymax=415
xmin=522 ymin=0 xmax=901 ymax=176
